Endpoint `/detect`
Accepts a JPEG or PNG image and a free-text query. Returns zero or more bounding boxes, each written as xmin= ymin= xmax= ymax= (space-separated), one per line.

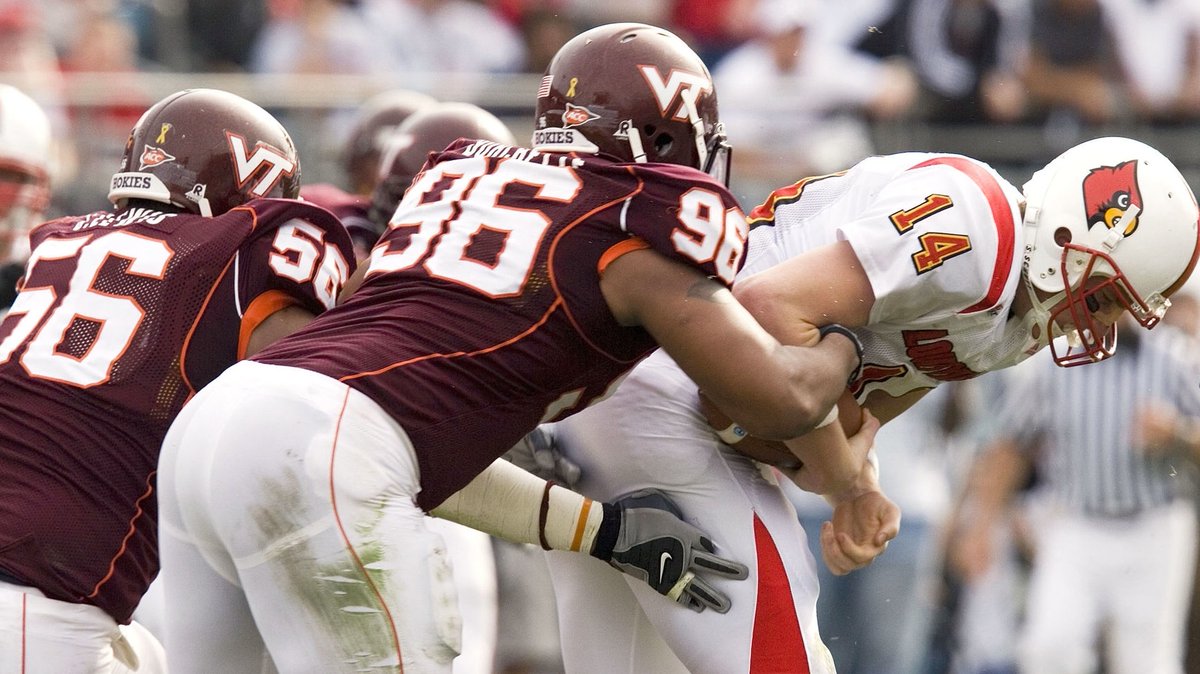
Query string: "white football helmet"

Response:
xmin=1022 ymin=136 xmax=1200 ymax=366
xmin=0 ymin=84 xmax=52 ymax=261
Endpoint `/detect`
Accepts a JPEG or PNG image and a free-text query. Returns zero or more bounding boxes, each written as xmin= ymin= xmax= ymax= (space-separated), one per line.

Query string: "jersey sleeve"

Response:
xmin=839 ymin=160 xmax=1020 ymax=325
xmin=236 ymin=199 xmax=357 ymax=318
xmin=620 ymin=163 xmax=748 ymax=287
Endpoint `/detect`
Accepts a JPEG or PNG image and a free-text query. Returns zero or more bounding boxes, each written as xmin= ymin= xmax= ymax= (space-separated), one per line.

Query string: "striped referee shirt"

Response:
xmin=996 ymin=325 xmax=1200 ymax=518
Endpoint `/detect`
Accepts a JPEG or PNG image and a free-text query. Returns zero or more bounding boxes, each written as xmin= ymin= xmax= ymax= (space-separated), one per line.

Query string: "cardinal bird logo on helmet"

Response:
xmin=1082 ymin=160 xmax=1142 ymax=237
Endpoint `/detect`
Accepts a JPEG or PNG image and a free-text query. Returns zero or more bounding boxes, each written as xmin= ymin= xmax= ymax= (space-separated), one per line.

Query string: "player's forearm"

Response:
xmin=821 ymin=446 xmax=882 ymax=507
xmin=429 ymin=458 xmax=605 ymax=553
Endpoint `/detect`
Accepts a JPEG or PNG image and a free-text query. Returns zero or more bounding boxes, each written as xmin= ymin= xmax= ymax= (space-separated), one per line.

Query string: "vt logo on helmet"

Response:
xmin=1082 ymin=160 xmax=1142 ymax=236
xmin=531 ymin=23 xmax=731 ymax=185
xmin=638 ymin=65 xmax=713 ymax=122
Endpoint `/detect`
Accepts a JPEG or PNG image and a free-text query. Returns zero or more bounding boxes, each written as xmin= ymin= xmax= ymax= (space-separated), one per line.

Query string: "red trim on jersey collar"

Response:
xmin=912 ymin=157 xmax=1016 ymax=314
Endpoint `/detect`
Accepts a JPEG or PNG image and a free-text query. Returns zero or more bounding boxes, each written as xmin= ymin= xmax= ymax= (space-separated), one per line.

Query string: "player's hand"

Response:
xmin=500 ymin=424 xmax=581 ymax=488
xmin=819 ymin=489 xmax=900 ymax=576
xmin=591 ymin=489 xmax=749 ymax=613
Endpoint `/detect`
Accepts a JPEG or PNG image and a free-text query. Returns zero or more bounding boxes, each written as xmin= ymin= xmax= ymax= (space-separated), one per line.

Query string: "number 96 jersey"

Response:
xmin=0 ymin=198 xmax=354 ymax=623
xmin=254 ymin=139 xmax=748 ymax=511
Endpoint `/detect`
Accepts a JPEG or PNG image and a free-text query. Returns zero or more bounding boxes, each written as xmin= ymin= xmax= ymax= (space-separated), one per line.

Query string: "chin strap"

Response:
xmin=1018 ymin=273 xmax=1064 ymax=351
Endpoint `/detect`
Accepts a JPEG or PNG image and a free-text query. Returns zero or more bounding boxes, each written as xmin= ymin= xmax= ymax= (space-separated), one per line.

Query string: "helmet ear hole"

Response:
xmin=1054 ymin=226 xmax=1073 ymax=247
xmin=652 ymin=132 xmax=674 ymax=156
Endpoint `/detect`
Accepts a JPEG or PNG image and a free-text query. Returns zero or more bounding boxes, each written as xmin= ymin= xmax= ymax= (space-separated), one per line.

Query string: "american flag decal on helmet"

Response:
xmin=537 ymin=75 xmax=553 ymax=98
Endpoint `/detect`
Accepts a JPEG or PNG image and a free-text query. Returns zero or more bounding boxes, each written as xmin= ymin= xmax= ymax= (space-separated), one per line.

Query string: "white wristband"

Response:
xmin=814 ymin=405 xmax=839 ymax=429
xmin=715 ymin=422 xmax=748 ymax=445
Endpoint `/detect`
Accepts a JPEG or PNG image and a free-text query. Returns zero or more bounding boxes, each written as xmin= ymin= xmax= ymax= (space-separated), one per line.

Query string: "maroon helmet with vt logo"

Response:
xmin=532 ymin=23 xmax=731 ymax=185
xmin=108 ymin=88 xmax=300 ymax=217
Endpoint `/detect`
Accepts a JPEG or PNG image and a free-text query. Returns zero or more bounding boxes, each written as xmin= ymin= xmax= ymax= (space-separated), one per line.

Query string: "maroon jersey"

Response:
xmin=256 ymin=139 xmax=748 ymax=510
xmin=0 ymin=198 xmax=353 ymax=622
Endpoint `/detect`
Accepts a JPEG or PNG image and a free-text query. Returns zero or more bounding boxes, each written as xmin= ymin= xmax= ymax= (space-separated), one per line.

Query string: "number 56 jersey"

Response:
xmin=255 ymin=139 xmax=748 ymax=511
xmin=0 ymin=198 xmax=353 ymax=623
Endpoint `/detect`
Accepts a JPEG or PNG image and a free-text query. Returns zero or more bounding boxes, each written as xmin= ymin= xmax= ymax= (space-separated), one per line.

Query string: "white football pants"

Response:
xmin=157 ymin=361 xmax=464 ymax=673
xmin=0 ymin=581 xmax=166 ymax=674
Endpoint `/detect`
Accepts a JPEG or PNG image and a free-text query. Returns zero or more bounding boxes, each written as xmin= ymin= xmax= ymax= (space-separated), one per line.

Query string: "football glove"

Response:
xmin=591 ymin=489 xmax=749 ymax=613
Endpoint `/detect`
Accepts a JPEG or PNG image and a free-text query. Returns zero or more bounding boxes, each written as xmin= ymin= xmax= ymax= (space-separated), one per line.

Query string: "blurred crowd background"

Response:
xmin=5 ymin=0 xmax=1200 ymax=673
xmin=5 ymin=0 xmax=1200 ymax=217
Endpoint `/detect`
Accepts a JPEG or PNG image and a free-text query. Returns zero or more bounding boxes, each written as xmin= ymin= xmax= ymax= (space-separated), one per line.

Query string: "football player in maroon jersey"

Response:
xmin=0 ymin=88 xmax=355 ymax=673
xmin=155 ymin=23 xmax=867 ymax=673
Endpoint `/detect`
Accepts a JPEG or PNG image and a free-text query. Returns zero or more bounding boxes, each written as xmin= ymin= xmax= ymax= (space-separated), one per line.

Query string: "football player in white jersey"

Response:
xmin=538 ymin=137 xmax=1200 ymax=674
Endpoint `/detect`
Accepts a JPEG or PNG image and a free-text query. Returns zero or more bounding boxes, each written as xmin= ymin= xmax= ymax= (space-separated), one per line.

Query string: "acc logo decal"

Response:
xmin=226 ymin=132 xmax=296 ymax=197
xmin=138 ymin=145 xmax=175 ymax=170
xmin=562 ymin=103 xmax=599 ymax=128
xmin=1082 ymin=160 xmax=1142 ymax=236
xmin=638 ymin=65 xmax=712 ymax=121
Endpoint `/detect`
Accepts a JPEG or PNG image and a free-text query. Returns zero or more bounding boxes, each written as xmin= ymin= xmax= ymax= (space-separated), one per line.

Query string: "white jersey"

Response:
xmin=743 ymin=152 xmax=1031 ymax=399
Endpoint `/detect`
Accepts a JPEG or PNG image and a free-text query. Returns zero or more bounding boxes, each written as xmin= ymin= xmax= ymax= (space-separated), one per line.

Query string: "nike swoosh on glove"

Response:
xmin=590 ymin=488 xmax=749 ymax=613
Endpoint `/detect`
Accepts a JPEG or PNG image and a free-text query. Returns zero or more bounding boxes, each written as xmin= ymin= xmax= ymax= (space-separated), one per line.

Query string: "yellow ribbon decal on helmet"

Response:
xmin=156 ymin=124 xmax=172 ymax=144
xmin=566 ymin=78 xmax=578 ymax=98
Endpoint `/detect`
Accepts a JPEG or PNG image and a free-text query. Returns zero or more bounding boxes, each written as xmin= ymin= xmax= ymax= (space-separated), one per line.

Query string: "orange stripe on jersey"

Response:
xmin=238 ymin=290 xmax=301 ymax=360
xmin=86 ymin=471 xmax=155 ymax=601
xmin=746 ymin=171 xmax=845 ymax=226
xmin=749 ymin=514 xmax=809 ymax=672
xmin=912 ymin=157 xmax=1016 ymax=314
xmin=597 ymin=237 xmax=651 ymax=275
xmin=341 ymin=296 xmax=566 ymax=382
xmin=179 ymin=205 xmax=261 ymax=397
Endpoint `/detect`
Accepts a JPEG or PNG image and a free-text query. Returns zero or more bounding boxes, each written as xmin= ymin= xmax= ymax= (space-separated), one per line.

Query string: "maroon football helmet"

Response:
xmin=531 ymin=22 xmax=730 ymax=184
xmin=341 ymin=89 xmax=437 ymax=193
xmin=108 ymin=88 xmax=301 ymax=217
xmin=367 ymin=101 xmax=516 ymax=229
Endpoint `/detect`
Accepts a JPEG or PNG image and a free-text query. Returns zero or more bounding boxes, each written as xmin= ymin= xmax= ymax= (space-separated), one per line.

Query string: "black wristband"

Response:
xmin=538 ymin=481 xmax=556 ymax=551
xmin=589 ymin=501 xmax=622 ymax=561
xmin=818 ymin=323 xmax=864 ymax=387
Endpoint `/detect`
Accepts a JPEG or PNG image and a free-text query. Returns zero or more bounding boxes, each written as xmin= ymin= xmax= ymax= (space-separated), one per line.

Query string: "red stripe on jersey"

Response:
xmin=746 ymin=171 xmax=845 ymax=226
xmin=912 ymin=157 xmax=1015 ymax=314
xmin=750 ymin=514 xmax=810 ymax=673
